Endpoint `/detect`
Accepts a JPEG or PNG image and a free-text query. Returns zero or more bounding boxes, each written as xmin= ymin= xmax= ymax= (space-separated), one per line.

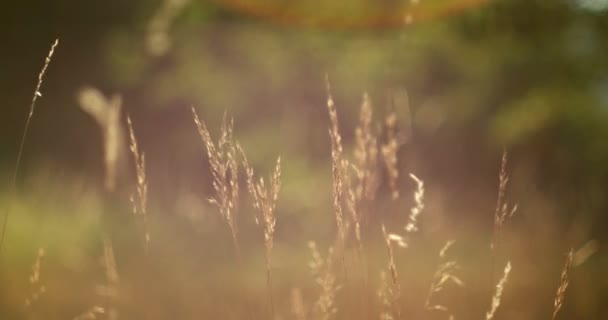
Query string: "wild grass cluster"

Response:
xmin=0 ymin=39 xmax=596 ymax=320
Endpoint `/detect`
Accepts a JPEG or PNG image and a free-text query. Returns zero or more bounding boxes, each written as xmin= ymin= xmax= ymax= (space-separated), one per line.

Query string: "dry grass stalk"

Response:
xmin=325 ymin=76 xmax=347 ymax=243
xmin=96 ymin=238 xmax=120 ymax=320
xmin=324 ymin=86 xmax=381 ymax=272
xmin=380 ymin=173 xmax=424 ymax=319
xmin=290 ymin=288 xmax=308 ymax=320
xmin=424 ymin=240 xmax=463 ymax=317
xmin=127 ymin=116 xmax=150 ymax=251
xmin=324 ymin=76 xmax=355 ymax=296
xmin=191 ymin=107 xmax=240 ymax=256
xmin=78 ymin=87 xmax=125 ymax=192
xmin=485 ymin=261 xmax=511 ymax=320
xmin=309 ymin=241 xmax=340 ymax=320
xmin=80 ymin=240 xmax=121 ymax=320
xmin=342 ymin=167 xmax=357 ymax=243
xmin=238 ymin=147 xmax=281 ymax=255
xmin=239 ymin=144 xmax=281 ymax=318
xmin=347 ymin=92 xmax=380 ymax=250
xmin=0 ymin=39 xmax=59 ymax=253
xmin=489 ymin=149 xmax=516 ymax=301
xmin=324 ymin=91 xmax=381 ymax=320
xmin=354 ymin=93 xmax=379 ymax=203
xmin=24 ymin=248 xmax=46 ymax=308
xmin=405 ymin=174 xmax=424 ymax=233
xmin=378 ymin=225 xmax=401 ymax=320
xmin=552 ymin=249 xmax=574 ymax=320
xmin=387 ymin=174 xmax=425 ymax=248
xmin=377 ymin=271 xmax=395 ymax=320
xmin=491 ymin=149 xmax=517 ymax=251
xmin=29 ymin=39 xmax=60 ymax=118
xmin=381 ymin=111 xmax=402 ymax=200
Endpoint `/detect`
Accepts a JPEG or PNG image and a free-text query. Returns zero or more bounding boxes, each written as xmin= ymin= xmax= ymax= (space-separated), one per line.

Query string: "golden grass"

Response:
xmin=491 ymin=149 xmax=517 ymax=252
xmin=70 ymin=240 xmax=120 ymax=320
xmin=381 ymin=110 xmax=402 ymax=200
xmin=308 ymin=241 xmax=340 ymax=320
xmin=424 ymin=240 xmax=463 ymax=317
xmin=100 ymin=238 xmax=120 ymax=320
xmin=290 ymin=287 xmax=307 ymax=320
xmin=349 ymin=92 xmax=379 ymax=249
xmin=192 ymin=107 xmax=241 ymax=257
xmin=239 ymin=144 xmax=282 ymax=317
xmin=24 ymin=248 xmax=46 ymax=308
xmin=378 ymin=225 xmax=401 ymax=320
xmin=127 ymin=116 xmax=150 ymax=251
xmin=0 ymin=39 xmax=59 ymax=254
xmin=324 ymin=75 xmax=347 ymax=244
xmin=485 ymin=261 xmax=512 ymax=320
xmin=4 ymin=62 xmax=590 ymax=319
xmin=552 ymin=249 xmax=573 ymax=320
xmin=385 ymin=173 xmax=425 ymax=249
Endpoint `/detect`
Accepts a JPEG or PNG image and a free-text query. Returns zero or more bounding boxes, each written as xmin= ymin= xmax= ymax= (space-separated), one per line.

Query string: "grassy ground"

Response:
xmin=0 ymin=40 xmax=603 ymax=319
xmin=0 ymin=110 xmax=603 ymax=319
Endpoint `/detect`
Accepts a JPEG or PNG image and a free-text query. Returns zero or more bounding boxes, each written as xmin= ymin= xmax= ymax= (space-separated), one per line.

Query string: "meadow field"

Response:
xmin=1 ymin=1 xmax=607 ymax=319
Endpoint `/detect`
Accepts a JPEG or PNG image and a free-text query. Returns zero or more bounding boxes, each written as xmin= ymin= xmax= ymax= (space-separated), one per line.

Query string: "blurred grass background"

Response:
xmin=1 ymin=0 xmax=608 ymax=319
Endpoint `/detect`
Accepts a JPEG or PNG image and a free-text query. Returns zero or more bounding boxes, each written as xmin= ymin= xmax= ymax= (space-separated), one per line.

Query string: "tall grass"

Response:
xmin=552 ymin=249 xmax=574 ymax=320
xmin=485 ymin=261 xmax=511 ymax=320
xmin=191 ymin=108 xmax=241 ymax=258
xmin=4 ymin=66 xmax=589 ymax=320
xmin=127 ymin=116 xmax=150 ymax=251
xmin=424 ymin=240 xmax=462 ymax=318
xmin=0 ymin=39 xmax=59 ymax=255
xmin=239 ymin=144 xmax=282 ymax=318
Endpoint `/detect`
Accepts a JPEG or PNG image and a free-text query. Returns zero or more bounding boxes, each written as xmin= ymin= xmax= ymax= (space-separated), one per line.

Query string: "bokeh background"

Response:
xmin=1 ymin=0 xmax=607 ymax=319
